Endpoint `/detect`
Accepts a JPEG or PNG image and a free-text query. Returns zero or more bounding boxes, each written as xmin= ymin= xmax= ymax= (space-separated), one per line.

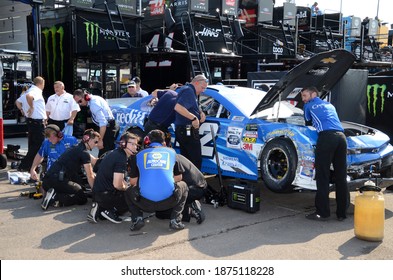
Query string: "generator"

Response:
xmin=227 ymin=183 xmax=260 ymax=213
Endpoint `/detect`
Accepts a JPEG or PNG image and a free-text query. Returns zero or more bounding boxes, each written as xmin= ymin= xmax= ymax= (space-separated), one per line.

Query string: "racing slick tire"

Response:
xmin=260 ymin=138 xmax=298 ymax=193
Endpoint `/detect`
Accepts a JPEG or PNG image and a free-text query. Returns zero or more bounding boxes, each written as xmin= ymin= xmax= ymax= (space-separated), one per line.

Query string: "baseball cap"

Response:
xmin=127 ymin=81 xmax=136 ymax=87
xmin=132 ymin=76 xmax=141 ymax=84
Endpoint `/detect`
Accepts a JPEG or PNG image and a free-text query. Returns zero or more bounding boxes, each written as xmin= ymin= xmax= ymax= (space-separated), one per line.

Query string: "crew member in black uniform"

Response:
xmin=73 ymin=89 xmax=118 ymax=157
xmin=40 ymin=129 xmax=100 ymax=210
xmin=87 ymin=132 xmax=140 ymax=224
xmin=174 ymin=75 xmax=207 ymax=169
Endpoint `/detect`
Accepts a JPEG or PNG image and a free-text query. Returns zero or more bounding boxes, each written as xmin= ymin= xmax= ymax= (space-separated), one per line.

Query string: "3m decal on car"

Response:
xmin=242 ymin=143 xmax=253 ymax=150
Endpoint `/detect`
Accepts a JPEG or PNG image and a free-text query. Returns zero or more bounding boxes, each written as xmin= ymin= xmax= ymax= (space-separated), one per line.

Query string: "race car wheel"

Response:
xmin=260 ymin=138 xmax=297 ymax=193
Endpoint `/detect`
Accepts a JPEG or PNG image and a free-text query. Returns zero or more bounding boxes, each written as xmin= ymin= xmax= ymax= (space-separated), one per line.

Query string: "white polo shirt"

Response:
xmin=45 ymin=91 xmax=80 ymax=121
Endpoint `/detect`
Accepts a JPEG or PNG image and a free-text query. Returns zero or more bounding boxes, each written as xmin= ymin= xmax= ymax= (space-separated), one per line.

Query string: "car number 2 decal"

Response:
xmin=200 ymin=122 xmax=219 ymax=158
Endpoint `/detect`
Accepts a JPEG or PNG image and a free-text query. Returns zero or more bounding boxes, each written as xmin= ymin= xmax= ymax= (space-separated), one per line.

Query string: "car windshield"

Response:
xmin=207 ymin=85 xmax=267 ymax=117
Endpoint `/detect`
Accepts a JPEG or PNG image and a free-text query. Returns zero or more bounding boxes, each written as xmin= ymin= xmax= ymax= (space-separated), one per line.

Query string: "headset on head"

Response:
xmin=143 ymin=135 xmax=151 ymax=147
xmin=46 ymin=124 xmax=63 ymax=139
xmin=82 ymin=129 xmax=94 ymax=143
xmin=119 ymin=134 xmax=128 ymax=149
xmin=81 ymin=89 xmax=91 ymax=101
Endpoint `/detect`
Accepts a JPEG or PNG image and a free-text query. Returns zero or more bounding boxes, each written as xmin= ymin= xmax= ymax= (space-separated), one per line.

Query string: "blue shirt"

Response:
xmin=303 ymin=97 xmax=343 ymax=133
xmin=174 ymin=84 xmax=200 ymax=126
xmin=148 ymin=90 xmax=178 ymax=127
xmin=88 ymin=95 xmax=114 ymax=127
xmin=130 ymin=144 xmax=180 ymax=202
xmin=37 ymin=136 xmax=78 ymax=170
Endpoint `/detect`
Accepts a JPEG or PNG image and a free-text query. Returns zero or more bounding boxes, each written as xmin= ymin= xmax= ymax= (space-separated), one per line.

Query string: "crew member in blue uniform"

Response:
xmin=40 ymin=129 xmax=100 ymax=211
xmin=174 ymin=75 xmax=207 ymax=169
xmin=127 ymin=130 xmax=188 ymax=231
xmin=301 ymin=86 xmax=349 ymax=221
xmin=144 ymin=87 xmax=179 ymax=146
xmin=29 ymin=124 xmax=78 ymax=180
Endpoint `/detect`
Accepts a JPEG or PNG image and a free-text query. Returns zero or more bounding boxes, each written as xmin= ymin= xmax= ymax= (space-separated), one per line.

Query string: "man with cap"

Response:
xmin=121 ymin=80 xmax=144 ymax=98
xmin=131 ymin=76 xmax=149 ymax=97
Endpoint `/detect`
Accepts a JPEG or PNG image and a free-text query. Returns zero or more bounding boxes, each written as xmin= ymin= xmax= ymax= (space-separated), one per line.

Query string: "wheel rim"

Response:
xmin=266 ymin=147 xmax=288 ymax=179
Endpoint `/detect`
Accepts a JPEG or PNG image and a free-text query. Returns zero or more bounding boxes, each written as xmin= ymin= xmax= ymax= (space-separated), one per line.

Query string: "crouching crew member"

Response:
xmin=156 ymin=154 xmax=206 ymax=224
xmin=40 ymin=129 xmax=100 ymax=210
xmin=87 ymin=132 xmax=140 ymax=224
xmin=126 ymin=130 xmax=188 ymax=231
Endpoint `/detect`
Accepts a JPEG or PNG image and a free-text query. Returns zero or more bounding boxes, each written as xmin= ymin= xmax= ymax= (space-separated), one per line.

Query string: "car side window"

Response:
xmin=199 ymin=94 xmax=230 ymax=119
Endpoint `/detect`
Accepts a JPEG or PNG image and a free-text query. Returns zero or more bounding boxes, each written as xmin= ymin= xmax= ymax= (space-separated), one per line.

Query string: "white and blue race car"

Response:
xmin=108 ymin=50 xmax=393 ymax=193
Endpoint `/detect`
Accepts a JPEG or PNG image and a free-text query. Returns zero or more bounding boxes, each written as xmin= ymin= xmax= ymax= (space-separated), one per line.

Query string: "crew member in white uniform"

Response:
xmin=45 ymin=81 xmax=80 ymax=131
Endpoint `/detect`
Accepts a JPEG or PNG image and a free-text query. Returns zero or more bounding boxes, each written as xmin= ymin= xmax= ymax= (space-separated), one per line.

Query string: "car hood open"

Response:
xmin=251 ymin=49 xmax=356 ymax=116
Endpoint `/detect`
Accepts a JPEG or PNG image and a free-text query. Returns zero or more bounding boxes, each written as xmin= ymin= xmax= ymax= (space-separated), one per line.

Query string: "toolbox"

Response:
xmin=227 ymin=183 xmax=260 ymax=213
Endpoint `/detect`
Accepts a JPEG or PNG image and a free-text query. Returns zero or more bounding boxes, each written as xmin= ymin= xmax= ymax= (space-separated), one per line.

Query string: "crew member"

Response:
xmin=301 ymin=86 xmax=349 ymax=221
xmin=174 ymin=75 xmax=207 ymax=169
xmin=40 ymin=129 xmax=100 ymax=210
xmin=73 ymin=89 xmax=118 ymax=157
xmin=127 ymin=130 xmax=188 ymax=231
xmin=87 ymin=132 xmax=139 ymax=224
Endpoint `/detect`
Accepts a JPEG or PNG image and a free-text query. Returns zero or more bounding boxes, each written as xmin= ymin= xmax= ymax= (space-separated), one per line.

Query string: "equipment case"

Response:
xmin=227 ymin=183 xmax=260 ymax=213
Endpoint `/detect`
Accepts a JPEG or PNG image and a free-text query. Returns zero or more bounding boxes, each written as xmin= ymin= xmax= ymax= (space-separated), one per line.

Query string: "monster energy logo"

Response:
xmin=367 ymin=84 xmax=393 ymax=116
xmin=42 ymin=25 xmax=65 ymax=82
xmin=84 ymin=21 xmax=99 ymax=48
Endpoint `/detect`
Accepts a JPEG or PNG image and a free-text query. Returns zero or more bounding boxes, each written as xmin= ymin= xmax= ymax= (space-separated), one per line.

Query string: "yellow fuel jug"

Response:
xmin=354 ymin=180 xmax=384 ymax=241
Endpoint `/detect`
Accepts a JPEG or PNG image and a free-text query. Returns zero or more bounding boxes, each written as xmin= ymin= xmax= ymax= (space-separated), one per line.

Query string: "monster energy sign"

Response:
xmin=84 ymin=21 xmax=100 ymax=48
xmin=76 ymin=11 xmax=132 ymax=52
xmin=367 ymin=83 xmax=393 ymax=116
xmin=42 ymin=25 xmax=65 ymax=82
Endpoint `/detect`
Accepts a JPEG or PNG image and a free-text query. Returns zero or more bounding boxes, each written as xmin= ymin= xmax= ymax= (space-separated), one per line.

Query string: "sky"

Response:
xmin=275 ymin=0 xmax=391 ymax=26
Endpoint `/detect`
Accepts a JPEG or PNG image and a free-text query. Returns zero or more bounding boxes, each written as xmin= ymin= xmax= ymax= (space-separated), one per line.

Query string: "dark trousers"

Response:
xmin=99 ymin=121 xmax=119 ymax=157
xmin=144 ymin=119 xmax=168 ymax=135
xmin=47 ymin=118 xmax=68 ymax=131
xmin=125 ymin=181 xmax=188 ymax=221
xmin=156 ymin=186 xmax=205 ymax=222
xmin=93 ymin=191 xmax=129 ymax=214
xmin=315 ymin=131 xmax=349 ymax=218
xmin=19 ymin=118 xmax=45 ymax=171
xmin=175 ymin=126 xmax=202 ymax=169
xmin=42 ymin=176 xmax=88 ymax=207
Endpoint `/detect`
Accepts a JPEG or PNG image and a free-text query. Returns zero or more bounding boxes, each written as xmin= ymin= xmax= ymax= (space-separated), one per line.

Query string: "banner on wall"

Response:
xmin=366 ymin=75 xmax=393 ymax=143
xmin=75 ymin=10 xmax=137 ymax=52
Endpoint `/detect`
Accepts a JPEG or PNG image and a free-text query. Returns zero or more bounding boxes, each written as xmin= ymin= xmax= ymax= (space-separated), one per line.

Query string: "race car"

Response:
xmin=108 ymin=49 xmax=393 ymax=192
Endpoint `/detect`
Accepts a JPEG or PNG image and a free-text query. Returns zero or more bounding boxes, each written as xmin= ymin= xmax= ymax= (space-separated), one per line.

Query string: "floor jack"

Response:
xmin=205 ymin=125 xmax=227 ymax=208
